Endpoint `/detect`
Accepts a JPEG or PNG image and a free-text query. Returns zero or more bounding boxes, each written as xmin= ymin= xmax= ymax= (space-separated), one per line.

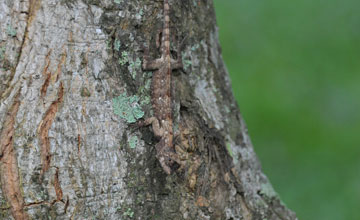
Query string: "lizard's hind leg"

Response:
xmin=141 ymin=117 xmax=165 ymax=138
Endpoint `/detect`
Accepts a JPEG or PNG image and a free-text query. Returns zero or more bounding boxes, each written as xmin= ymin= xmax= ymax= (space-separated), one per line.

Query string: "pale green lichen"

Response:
xmin=224 ymin=106 xmax=230 ymax=114
xmin=106 ymin=39 xmax=111 ymax=49
xmin=144 ymin=77 xmax=151 ymax=90
xmin=136 ymin=9 xmax=144 ymax=18
xmin=192 ymin=0 xmax=197 ymax=7
xmin=7 ymin=25 xmax=16 ymax=37
xmin=128 ymin=136 xmax=138 ymax=149
xmin=123 ymin=208 xmax=134 ymax=218
xmin=226 ymin=141 xmax=239 ymax=164
xmin=119 ymin=51 xmax=129 ymax=65
xmin=226 ymin=142 xmax=233 ymax=158
xmin=0 ymin=46 xmax=5 ymax=60
xmin=182 ymin=51 xmax=192 ymax=70
xmin=114 ymin=0 xmax=123 ymax=4
xmin=128 ymin=57 xmax=141 ymax=79
xmin=113 ymin=92 xmax=144 ymax=123
xmin=212 ymin=85 xmax=218 ymax=93
xmin=191 ymin=43 xmax=200 ymax=51
xmin=137 ymin=76 xmax=152 ymax=106
xmin=118 ymin=51 xmax=141 ymax=79
xmin=260 ymin=182 xmax=279 ymax=199
xmin=114 ymin=39 xmax=121 ymax=51
xmin=140 ymin=96 xmax=150 ymax=105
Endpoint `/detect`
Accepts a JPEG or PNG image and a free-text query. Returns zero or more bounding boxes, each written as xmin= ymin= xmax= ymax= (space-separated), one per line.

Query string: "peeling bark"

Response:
xmin=0 ymin=91 xmax=29 ymax=220
xmin=53 ymin=167 xmax=63 ymax=203
xmin=40 ymin=51 xmax=52 ymax=98
xmin=38 ymin=82 xmax=64 ymax=174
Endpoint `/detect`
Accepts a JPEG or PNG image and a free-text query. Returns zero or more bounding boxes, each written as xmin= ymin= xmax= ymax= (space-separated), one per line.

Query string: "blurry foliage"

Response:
xmin=214 ymin=0 xmax=360 ymax=219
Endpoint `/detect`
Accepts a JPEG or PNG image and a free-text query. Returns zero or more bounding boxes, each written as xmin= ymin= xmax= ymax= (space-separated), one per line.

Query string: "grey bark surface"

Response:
xmin=0 ymin=0 xmax=297 ymax=219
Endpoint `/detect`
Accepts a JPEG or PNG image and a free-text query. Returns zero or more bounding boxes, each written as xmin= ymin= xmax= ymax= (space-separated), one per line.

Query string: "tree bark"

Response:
xmin=0 ymin=0 xmax=297 ymax=219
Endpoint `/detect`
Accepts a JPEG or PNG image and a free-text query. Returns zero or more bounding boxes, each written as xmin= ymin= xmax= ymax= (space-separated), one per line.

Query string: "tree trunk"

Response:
xmin=0 ymin=0 xmax=297 ymax=219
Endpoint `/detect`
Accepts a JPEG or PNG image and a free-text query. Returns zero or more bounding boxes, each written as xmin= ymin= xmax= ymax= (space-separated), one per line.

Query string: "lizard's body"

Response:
xmin=142 ymin=0 xmax=182 ymax=174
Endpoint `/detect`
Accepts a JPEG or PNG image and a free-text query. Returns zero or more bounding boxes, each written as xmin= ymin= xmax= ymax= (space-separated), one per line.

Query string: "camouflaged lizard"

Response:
xmin=142 ymin=0 xmax=183 ymax=174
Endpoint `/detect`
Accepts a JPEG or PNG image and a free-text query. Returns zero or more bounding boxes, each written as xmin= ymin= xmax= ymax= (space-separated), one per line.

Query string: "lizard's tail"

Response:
xmin=162 ymin=0 xmax=171 ymax=57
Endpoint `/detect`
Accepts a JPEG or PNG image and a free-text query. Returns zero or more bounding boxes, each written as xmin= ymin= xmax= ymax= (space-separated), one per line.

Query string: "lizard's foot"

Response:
xmin=157 ymin=150 xmax=184 ymax=175
xmin=136 ymin=117 xmax=165 ymax=140
xmin=158 ymin=156 xmax=172 ymax=175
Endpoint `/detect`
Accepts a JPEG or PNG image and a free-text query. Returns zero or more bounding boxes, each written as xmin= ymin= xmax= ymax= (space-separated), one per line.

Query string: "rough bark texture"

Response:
xmin=0 ymin=0 xmax=297 ymax=219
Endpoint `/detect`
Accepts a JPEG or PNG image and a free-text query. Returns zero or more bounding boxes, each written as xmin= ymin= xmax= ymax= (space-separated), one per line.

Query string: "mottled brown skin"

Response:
xmin=142 ymin=0 xmax=183 ymax=174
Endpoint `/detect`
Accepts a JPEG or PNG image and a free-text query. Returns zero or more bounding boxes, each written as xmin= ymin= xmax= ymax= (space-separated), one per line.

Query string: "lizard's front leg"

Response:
xmin=142 ymin=45 xmax=163 ymax=71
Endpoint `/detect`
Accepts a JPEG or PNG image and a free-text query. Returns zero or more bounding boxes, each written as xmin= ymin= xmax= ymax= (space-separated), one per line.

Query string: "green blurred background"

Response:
xmin=213 ymin=0 xmax=360 ymax=219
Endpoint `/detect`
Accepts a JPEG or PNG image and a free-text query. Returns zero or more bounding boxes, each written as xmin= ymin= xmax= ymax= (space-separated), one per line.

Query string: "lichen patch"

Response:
xmin=112 ymin=92 xmax=144 ymax=123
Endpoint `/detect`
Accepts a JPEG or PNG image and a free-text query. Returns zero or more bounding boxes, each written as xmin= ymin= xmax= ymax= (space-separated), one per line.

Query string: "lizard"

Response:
xmin=141 ymin=0 xmax=183 ymax=175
